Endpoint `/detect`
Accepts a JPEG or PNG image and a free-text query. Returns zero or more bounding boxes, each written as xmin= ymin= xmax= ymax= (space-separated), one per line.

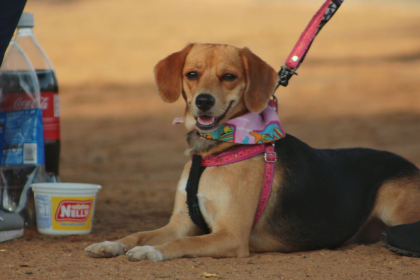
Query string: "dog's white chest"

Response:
xmin=196 ymin=193 xmax=211 ymax=225
xmin=177 ymin=177 xmax=212 ymax=226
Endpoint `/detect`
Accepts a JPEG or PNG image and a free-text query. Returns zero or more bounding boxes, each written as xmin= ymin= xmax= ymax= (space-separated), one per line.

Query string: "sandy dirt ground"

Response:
xmin=1 ymin=0 xmax=420 ymax=279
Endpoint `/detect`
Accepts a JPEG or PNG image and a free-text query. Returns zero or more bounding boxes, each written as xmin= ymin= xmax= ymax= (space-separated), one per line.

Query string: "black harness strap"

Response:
xmin=186 ymin=155 xmax=211 ymax=234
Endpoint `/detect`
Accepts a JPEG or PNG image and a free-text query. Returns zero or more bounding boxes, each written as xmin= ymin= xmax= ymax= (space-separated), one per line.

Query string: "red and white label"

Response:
xmin=55 ymin=200 xmax=92 ymax=222
xmin=0 ymin=92 xmax=60 ymax=140
xmin=41 ymin=92 xmax=60 ymax=140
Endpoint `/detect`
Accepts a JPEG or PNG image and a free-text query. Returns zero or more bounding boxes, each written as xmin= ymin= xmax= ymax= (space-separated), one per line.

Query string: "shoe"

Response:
xmin=381 ymin=221 xmax=420 ymax=257
xmin=0 ymin=210 xmax=24 ymax=242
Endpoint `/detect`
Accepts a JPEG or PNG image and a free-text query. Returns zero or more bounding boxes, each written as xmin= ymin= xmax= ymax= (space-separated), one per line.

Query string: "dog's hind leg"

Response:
xmin=373 ymin=173 xmax=420 ymax=257
xmin=373 ymin=173 xmax=420 ymax=227
xmin=350 ymin=173 xmax=420 ymax=245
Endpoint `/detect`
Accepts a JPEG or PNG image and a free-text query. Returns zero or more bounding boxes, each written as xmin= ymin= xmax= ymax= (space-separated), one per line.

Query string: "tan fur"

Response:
xmin=373 ymin=174 xmax=420 ymax=226
xmin=182 ymin=44 xmax=248 ymax=131
xmin=154 ymin=44 xmax=194 ymax=103
xmin=344 ymin=174 xmax=420 ymax=245
xmin=240 ymin=48 xmax=279 ymax=112
xmin=249 ymin=165 xmax=293 ymax=253
xmin=85 ymin=43 xmax=420 ymax=261
xmin=85 ymin=43 xmax=283 ymax=261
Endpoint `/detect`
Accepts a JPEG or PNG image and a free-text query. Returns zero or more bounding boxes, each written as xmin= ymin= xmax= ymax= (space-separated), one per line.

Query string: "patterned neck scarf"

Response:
xmin=173 ymin=99 xmax=286 ymax=144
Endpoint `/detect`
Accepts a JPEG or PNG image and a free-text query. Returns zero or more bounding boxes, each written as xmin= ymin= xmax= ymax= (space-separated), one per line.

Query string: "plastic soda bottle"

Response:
xmin=0 ymin=41 xmax=46 ymax=227
xmin=15 ymin=13 xmax=60 ymax=182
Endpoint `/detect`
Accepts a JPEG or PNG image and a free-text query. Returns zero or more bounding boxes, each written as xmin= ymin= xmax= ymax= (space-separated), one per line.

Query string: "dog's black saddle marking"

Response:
xmin=186 ymin=155 xmax=211 ymax=234
xmin=267 ymin=135 xmax=419 ymax=250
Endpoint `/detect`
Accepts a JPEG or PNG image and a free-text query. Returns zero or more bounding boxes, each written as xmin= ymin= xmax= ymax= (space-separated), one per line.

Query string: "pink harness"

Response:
xmin=177 ymin=99 xmax=282 ymax=226
xmin=180 ymin=0 xmax=344 ymax=231
xmin=200 ymin=143 xmax=277 ymax=226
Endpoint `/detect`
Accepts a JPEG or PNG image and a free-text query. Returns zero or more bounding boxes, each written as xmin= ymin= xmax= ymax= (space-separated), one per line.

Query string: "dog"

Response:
xmin=85 ymin=43 xmax=420 ymax=261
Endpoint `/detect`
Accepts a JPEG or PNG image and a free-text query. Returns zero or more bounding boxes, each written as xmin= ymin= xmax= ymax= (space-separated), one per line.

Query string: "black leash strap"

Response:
xmin=186 ymin=155 xmax=211 ymax=234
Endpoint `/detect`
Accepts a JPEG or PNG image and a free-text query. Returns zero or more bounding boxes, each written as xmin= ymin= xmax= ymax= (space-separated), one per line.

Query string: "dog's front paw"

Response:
xmin=126 ymin=246 xmax=163 ymax=262
xmin=85 ymin=241 xmax=126 ymax=258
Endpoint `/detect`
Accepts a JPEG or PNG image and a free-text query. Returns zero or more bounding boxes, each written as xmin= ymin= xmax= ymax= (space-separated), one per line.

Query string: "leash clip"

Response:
xmin=278 ymin=65 xmax=298 ymax=87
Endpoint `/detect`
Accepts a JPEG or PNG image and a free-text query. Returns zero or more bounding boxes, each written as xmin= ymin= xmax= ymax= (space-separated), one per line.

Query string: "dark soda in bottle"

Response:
xmin=15 ymin=13 xmax=60 ymax=182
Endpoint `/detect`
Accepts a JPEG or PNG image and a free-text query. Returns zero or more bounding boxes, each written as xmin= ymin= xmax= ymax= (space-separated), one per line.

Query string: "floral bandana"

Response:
xmin=173 ymin=99 xmax=286 ymax=144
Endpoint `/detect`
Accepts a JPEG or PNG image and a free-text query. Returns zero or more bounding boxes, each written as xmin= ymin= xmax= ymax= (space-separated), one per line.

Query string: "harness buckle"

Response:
xmin=264 ymin=151 xmax=277 ymax=163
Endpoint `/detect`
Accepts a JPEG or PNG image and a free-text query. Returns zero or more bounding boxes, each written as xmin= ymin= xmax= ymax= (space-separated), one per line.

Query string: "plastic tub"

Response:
xmin=31 ymin=183 xmax=101 ymax=235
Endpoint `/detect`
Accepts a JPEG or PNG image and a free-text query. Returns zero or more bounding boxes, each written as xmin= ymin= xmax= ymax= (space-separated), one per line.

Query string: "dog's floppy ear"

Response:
xmin=154 ymin=44 xmax=194 ymax=103
xmin=240 ymin=48 xmax=278 ymax=113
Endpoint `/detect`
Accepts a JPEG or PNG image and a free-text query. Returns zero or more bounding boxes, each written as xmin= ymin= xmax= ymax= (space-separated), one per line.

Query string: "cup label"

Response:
xmin=51 ymin=197 xmax=94 ymax=230
xmin=35 ymin=194 xmax=52 ymax=229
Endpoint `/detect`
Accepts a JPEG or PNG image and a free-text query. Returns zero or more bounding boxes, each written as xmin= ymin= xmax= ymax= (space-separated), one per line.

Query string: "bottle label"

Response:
xmin=0 ymin=92 xmax=60 ymax=141
xmin=0 ymin=108 xmax=45 ymax=165
xmin=0 ymin=93 xmax=45 ymax=111
xmin=41 ymin=92 xmax=60 ymax=141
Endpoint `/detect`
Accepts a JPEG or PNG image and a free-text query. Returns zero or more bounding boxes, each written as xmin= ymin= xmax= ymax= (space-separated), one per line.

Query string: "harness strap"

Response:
xmin=201 ymin=145 xmax=266 ymax=167
xmin=186 ymin=144 xmax=277 ymax=234
xmin=277 ymin=0 xmax=344 ymax=88
xmin=253 ymin=144 xmax=276 ymax=225
xmin=186 ymin=155 xmax=210 ymax=234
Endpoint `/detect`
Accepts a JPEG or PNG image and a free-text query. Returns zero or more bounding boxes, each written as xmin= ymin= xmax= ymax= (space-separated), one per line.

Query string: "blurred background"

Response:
xmin=23 ymin=0 xmax=420 ymax=233
xmin=4 ymin=0 xmax=420 ymax=277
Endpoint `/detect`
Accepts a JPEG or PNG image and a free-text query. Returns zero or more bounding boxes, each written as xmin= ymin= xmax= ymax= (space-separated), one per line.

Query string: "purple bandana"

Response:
xmin=173 ymin=100 xmax=286 ymax=144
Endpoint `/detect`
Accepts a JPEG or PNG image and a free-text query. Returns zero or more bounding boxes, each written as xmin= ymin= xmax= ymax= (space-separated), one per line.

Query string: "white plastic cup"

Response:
xmin=31 ymin=183 xmax=101 ymax=235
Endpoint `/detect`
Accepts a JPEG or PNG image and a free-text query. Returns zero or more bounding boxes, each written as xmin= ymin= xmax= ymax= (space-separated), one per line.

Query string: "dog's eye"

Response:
xmin=221 ymin=73 xmax=237 ymax=81
xmin=186 ymin=71 xmax=199 ymax=80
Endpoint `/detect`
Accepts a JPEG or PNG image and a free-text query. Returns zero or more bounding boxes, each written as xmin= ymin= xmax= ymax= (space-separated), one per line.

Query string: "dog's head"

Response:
xmin=154 ymin=43 xmax=278 ymax=133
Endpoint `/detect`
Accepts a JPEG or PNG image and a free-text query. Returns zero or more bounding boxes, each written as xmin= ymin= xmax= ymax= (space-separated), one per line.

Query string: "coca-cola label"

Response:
xmin=12 ymin=96 xmax=47 ymax=110
xmin=1 ymin=93 xmax=42 ymax=111
xmin=1 ymin=92 xmax=60 ymax=140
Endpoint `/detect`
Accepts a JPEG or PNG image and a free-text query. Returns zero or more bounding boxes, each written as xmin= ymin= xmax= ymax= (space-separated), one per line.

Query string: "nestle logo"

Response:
xmin=55 ymin=200 xmax=92 ymax=222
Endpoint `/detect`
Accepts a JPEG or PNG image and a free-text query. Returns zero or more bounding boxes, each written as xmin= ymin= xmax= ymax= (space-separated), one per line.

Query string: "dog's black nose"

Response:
xmin=195 ymin=94 xmax=215 ymax=111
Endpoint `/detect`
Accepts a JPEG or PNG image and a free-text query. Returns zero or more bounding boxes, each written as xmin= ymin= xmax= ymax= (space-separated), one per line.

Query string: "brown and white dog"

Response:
xmin=85 ymin=43 xmax=420 ymax=261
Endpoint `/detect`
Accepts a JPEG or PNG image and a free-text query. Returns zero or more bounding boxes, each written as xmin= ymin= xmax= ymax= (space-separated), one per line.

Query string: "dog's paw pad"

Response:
xmin=126 ymin=246 xmax=163 ymax=262
xmin=85 ymin=241 xmax=122 ymax=258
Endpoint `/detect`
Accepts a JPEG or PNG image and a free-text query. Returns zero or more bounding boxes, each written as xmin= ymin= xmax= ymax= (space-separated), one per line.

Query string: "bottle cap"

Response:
xmin=17 ymin=13 xmax=34 ymax=28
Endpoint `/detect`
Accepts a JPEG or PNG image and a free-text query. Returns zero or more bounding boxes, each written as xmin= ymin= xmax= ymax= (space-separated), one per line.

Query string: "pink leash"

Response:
xmin=277 ymin=0 xmax=344 ymax=88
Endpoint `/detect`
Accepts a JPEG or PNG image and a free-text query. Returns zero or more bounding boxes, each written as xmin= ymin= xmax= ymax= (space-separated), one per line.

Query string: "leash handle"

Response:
xmin=277 ymin=0 xmax=344 ymax=88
